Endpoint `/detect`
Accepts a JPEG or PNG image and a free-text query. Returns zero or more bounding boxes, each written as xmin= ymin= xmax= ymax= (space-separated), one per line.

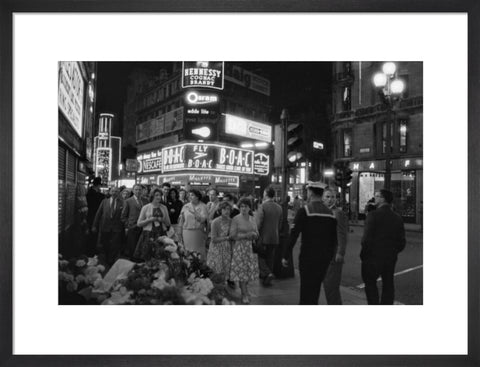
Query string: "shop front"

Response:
xmin=350 ymin=158 xmax=423 ymax=224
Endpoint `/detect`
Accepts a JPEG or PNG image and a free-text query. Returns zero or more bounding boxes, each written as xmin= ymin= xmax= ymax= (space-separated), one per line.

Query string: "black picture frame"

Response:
xmin=1 ymin=1 xmax=478 ymax=366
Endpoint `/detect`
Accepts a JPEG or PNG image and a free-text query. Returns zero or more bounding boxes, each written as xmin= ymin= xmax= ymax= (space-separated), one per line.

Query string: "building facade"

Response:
xmin=122 ymin=62 xmax=273 ymax=196
xmin=58 ymin=61 xmax=97 ymax=245
xmin=331 ymin=61 xmax=423 ymax=224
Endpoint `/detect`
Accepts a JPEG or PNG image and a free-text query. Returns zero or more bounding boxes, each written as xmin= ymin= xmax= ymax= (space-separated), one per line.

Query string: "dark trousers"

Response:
xmin=323 ymin=261 xmax=343 ymax=305
xmin=98 ymin=231 xmax=123 ymax=265
xmin=124 ymin=226 xmax=142 ymax=258
xmin=258 ymin=244 xmax=277 ymax=279
xmin=299 ymin=260 xmax=330 ymax=305
xmin=361 ymin=257 xmax=397 ymax=305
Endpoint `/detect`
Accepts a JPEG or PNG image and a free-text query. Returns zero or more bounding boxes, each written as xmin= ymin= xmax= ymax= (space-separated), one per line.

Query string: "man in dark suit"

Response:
xmin=360 ymin=189 xmax=406 ymax=305
xmin=256 ymin=186 xmax=283 ymax=286
xmin=92 ymin=186 xmax=125 ymax=265
xmin=160 ymin=182 xmax=171 ymax=205
xmin=121 ymin=184 xmax=147 ymax=260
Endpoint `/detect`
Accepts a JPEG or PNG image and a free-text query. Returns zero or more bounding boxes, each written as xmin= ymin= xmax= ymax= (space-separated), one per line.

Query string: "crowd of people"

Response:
xmin=69 ymin=176 xmax=406 ymax=305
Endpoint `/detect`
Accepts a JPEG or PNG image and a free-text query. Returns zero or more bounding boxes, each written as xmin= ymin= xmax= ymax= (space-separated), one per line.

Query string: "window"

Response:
xmin=342 ymin=86 xmax=351 ymax=111
xmin=399 ymin=119 xmax=408 ymax=152
xmin=343 ymin=129 xmax=352 ymax=157
xmin=382 ymin=122 xmax=387 ymax=154
xmin=381 ymin=122 xmax=394 ymax=154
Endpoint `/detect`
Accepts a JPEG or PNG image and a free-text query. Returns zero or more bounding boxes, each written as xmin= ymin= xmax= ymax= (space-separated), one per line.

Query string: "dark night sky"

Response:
xmin=95 ymin=62 xmax=333 ymax=135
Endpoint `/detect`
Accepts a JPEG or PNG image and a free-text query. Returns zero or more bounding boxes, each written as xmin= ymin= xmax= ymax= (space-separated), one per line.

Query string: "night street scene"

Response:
xmin=58 ymin=61 xmax=423 ymax=306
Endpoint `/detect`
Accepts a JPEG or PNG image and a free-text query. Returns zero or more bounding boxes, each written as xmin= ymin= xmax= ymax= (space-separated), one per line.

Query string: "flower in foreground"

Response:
xmin=87 ymin=256 xmax=99 ymax=267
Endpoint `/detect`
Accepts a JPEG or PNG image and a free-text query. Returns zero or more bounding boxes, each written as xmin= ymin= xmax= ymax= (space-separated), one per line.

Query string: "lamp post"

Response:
xmin=373 ymin=62 xmax=405 ymax=190
xmin=280 ymin=108 xmax=289 ymax=209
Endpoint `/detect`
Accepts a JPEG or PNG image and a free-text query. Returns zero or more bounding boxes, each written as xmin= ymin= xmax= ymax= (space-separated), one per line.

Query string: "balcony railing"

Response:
xmin=332 ymin=96 xmax=423 ymax=124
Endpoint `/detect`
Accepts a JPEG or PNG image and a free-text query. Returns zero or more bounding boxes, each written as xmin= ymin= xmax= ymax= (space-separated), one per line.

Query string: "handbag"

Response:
xmin=252 ymin=237 xmax=266 ymax=256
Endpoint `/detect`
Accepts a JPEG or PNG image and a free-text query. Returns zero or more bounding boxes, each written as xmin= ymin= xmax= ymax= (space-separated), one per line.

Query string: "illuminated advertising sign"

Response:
xmin=137 ymin=150 xmax=162 ymax=174
xmin=95 ymin=147 xmax=112 ymax=183
xmin=58 ymin=61 xmax=85 ymax=137
xmin=182 ymin=62 xmax=224 ymax=90
xmin=185 ymin=124 xmax=217 ymax=141
xmin=225 ymin=114 xmax=272 ymax=143
xmin=254 ymin=153 xmax=270 ymax=176
xmin=162 ymin=143 xmax=254 ymax=174
xmin=185 ymin=91 xmax=219 ymax=105
xmin=184 ymin=90 xmax=219 ymax=124
xmin=158 ymin=174 xmax=239 ymax=187
xmin=313 ymin=141 xmax=324 ymax=150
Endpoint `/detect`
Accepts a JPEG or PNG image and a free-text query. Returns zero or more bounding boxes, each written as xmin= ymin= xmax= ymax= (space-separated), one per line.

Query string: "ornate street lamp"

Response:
xmin=373 ymin=62 xmax=405 ymax=190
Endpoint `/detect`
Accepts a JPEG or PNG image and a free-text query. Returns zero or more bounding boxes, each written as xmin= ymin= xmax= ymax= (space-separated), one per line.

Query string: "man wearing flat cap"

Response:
xmin=282 ymin=181 xmax=337 ymax=305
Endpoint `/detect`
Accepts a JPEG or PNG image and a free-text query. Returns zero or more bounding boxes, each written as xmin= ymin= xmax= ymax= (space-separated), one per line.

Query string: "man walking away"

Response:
xmin=256 ymin=186 xmax=283 ymax=286
xmin=282 ymin=182 xmax=337 ymax=305
xmin=360 ymin=189 xmax=406 ymax=305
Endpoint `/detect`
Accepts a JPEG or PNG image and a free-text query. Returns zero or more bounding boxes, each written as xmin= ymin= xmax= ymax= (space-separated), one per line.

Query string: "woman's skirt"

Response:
xmin=229 ymin=239 xmax=259 ymax=282
xmin=206 ymin=240 xmax=232 ymax=276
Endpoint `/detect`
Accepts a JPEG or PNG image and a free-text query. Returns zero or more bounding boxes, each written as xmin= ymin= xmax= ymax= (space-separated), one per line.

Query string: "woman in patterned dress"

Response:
xmin=207 ymin=201 xmax=233 ymax=283
xmin=229 ymin=197 xmax=259 ymax=304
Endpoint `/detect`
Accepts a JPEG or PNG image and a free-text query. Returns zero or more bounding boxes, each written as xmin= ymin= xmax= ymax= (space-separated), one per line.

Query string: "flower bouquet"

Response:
xmin=101 ymin=236 xmax=235 ymax=305
xmin=58 ymin=254 xmax=107 ymax=304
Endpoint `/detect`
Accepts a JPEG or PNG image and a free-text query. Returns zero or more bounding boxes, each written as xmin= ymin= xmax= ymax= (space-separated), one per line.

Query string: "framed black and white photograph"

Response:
xmin=1 ymin=2 xmax=478 ymax=366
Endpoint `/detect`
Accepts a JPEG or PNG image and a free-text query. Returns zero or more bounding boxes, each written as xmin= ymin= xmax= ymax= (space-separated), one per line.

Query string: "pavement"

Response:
xmin=349 ymin=219 xmax=422 ymax=233
xmin=224 ymin=270 xmax=405 ymax=306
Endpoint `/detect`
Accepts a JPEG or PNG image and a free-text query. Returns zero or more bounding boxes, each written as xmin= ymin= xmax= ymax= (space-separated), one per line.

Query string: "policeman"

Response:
xmin=282 ymin=182 xmax=337 ymax=305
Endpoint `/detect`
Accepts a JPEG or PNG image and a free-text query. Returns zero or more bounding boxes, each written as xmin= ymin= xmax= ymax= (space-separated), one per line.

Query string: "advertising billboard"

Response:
xmin=95 ymin=147 xmax=112 ymax=183
xmin=136 ymin=107 xmax=184 ymax=143
xmin=182 ymin=62 xmax=224 ymax=90
xmin=225 ymin=114 xmax=272 ymax=143
xmin=162 ymin=143 xmax=254 ymax=174
xmin=184 ymin=90 xmax=220 ymax=124
xmin=58 ymin=61 xmax=85 ymax=137
xmin=224 ymin=64 xmax=271 ymax=96
xmin=158 ymin=174 xmax=240 ymax=188
xmin=137 ymin=149 xmax=163 ymax=174
xmin=254 ymin=153 xmax=270 ymax=176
